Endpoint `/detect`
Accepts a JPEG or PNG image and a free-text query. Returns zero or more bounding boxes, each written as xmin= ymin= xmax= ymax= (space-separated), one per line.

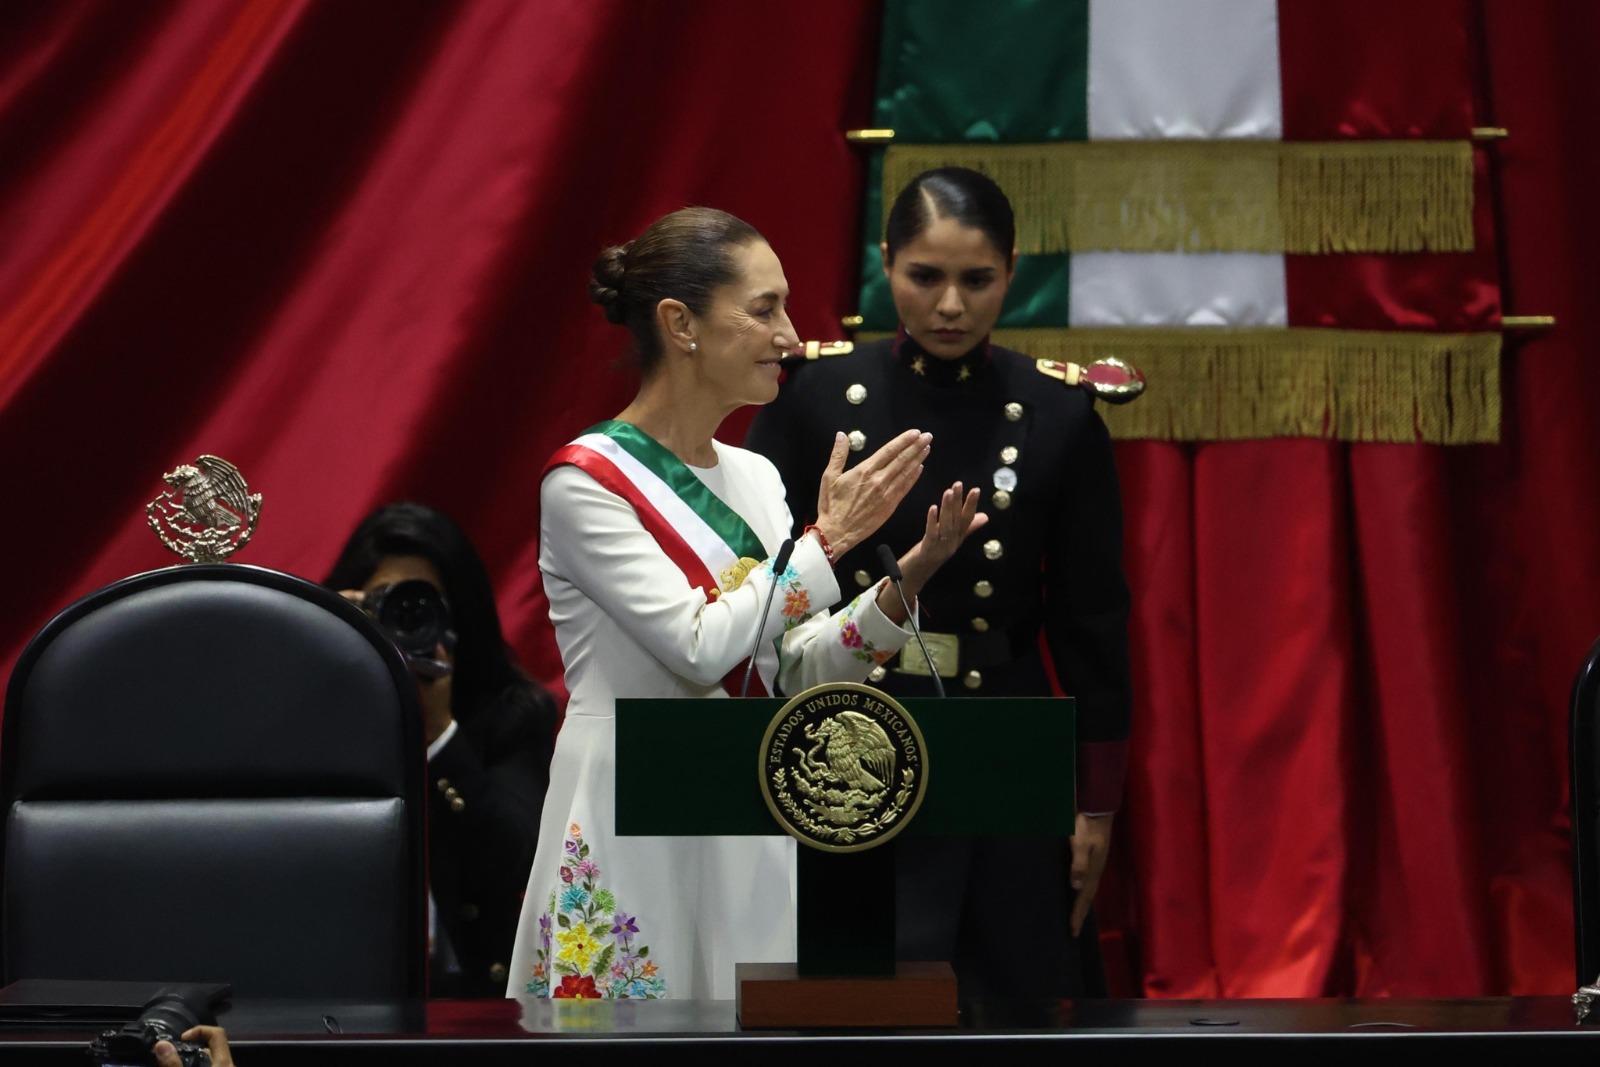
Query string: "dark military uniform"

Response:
xmin=745 ymin=335 xmax=1131 ymax=1003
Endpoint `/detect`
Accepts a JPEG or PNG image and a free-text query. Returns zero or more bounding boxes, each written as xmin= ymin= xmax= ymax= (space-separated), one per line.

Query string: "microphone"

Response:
xmin=877 ymin=544 xmax=945 ymax=699
xmin=740 ymin=538 xmax=795 ymax=698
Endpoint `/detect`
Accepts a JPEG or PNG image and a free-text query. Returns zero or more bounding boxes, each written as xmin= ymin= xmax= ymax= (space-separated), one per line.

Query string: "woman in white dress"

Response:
xmin=509 ymin=207 xmax=986 ymax=1001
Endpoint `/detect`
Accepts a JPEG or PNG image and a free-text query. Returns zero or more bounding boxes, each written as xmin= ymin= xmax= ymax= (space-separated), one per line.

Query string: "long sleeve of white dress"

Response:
xmin=539 ymin=448 xmax=910 ymax=704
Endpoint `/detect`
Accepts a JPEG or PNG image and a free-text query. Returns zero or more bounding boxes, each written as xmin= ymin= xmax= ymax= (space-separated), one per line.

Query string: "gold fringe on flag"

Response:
xmin=883 ymin=141 xmax=1475 ymax=255
xmin=857 ymin=328 xmax=1501 ymax=444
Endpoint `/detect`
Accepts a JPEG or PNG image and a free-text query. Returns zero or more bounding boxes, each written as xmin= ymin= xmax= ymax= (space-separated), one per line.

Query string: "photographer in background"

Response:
xmin=326 ymin=503 xmax=557 ymax=997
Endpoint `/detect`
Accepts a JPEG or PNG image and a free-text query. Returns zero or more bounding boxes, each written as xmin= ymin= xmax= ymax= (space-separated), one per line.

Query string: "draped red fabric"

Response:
xmin=1100 ymin=0 xmax=1600 ymax=999
xmin=1273 ymin=0 xmax=1497 ymax=998
xmin=1108 ymin=0 xmax=1504 ymax=999
xmin=1 ymin=0 xmax=1597 ymax=1000
xmin=0 ymin=0 xmax=883 ymax=705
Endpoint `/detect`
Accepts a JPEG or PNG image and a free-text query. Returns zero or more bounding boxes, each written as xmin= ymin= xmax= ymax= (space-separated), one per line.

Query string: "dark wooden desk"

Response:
xmin=3 ymin=996 xmax=1597 ymax=1065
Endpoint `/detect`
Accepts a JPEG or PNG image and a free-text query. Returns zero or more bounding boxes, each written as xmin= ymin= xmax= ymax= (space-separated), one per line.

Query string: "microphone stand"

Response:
xmin=876 ymin=544 xmax=945 ymax=699
xmin=739 ymin=538 xmax=795 ymax=698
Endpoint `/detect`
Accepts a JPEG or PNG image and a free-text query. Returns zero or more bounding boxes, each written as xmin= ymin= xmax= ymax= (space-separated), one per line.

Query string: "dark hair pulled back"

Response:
xmin=588 ymin=207 xmax=763 ymax=373
xmin=883 ymin=166 xmax=1015 ymax=264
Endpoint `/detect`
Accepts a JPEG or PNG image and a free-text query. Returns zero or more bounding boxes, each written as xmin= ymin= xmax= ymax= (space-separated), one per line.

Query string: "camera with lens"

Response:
xmin=87 ymin=991 xmax=210 ymax=1066
xmin=363 ymin=578 xmax=456 ymax=679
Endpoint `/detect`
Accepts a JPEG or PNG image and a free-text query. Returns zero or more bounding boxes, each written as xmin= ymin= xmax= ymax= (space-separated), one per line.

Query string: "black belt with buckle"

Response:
xmin=893 ymin=629 xmax=1023 ymax=678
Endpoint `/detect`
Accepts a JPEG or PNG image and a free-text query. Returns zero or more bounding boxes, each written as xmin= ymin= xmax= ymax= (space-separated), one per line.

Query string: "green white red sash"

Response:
xmin=546 ymin=420 xmax=776 ymax=696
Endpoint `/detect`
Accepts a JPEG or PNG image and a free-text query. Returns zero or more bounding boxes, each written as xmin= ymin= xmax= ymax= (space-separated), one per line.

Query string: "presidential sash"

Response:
xmin=546 ymin=421 xmax=779 ymax=696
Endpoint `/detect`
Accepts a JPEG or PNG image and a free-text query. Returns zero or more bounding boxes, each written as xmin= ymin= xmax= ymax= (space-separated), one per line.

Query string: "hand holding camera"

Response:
xmin=343 ymin=577 xmax=458 ymax=745
xmin=88 ymin=992 xmax=235 ymax=1066
xmin=156 ymin=1025 xmax=234 ymax=1067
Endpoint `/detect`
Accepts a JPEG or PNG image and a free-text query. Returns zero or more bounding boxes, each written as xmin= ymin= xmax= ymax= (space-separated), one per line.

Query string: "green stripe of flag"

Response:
xmin=875 ymin=0 xmax=1089 ymax=143
xmin=857 ymin=0 xmax=1086 ymax=329
xmin=588 ymin=421 xmax=766 ymax=559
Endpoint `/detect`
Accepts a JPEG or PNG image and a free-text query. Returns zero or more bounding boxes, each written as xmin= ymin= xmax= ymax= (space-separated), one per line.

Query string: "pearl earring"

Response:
xmin=690 ymin=342 xmax=698 ymax=351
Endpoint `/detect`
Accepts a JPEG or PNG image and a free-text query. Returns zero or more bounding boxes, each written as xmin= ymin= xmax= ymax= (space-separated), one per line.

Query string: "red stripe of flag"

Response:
xmin=549 ymin=445 xmax=767 ymax=698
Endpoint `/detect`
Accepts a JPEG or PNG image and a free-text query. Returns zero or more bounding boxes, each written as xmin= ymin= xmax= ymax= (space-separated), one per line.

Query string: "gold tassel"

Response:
xmin=856 ymin=327 xmax=1500 ymax=444
xmin=883 ymin=141 xmax=1475 ymax=255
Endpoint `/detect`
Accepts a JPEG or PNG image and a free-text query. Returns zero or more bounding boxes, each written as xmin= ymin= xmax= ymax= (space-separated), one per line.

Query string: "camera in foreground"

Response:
xmin=87 ymin=991 xmax=210 ymax=1066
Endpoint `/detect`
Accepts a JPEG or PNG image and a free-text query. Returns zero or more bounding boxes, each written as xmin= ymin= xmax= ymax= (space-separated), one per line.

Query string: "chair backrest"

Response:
xmin=1 ymin=564 xmax=428 ymax=999
xmin=1571 ymin=633 xmax=1600 ymax=985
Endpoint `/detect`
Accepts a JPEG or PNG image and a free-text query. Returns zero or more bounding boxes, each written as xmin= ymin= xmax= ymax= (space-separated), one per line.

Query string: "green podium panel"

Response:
xmin=616 ymin=694 xmax=1073 ymax=981
xmin=615 ymin=696 xmax=1074 ymax=837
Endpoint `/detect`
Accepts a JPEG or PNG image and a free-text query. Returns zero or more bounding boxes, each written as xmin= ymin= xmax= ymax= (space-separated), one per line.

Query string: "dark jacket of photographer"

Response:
xmin=427 ymin=682 xmax=556 ymax=998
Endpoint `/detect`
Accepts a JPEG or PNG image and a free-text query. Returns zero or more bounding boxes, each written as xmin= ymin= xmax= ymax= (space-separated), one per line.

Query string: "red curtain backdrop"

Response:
xmin=1 ymin=0 xmax=1596 ymax=999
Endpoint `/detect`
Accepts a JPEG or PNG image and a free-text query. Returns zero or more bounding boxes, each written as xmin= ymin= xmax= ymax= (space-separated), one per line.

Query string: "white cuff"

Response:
xmin=426 ymin=718 xmax=459 ymax=761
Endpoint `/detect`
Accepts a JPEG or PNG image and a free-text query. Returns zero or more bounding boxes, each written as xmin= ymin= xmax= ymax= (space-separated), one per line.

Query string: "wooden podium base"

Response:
xmin=735 ymin=961 xmax=957 ymax=1029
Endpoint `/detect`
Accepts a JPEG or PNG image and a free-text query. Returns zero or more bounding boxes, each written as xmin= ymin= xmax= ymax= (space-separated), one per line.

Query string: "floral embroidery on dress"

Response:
xmin=774 ymin=561 xmax=809 ymax=631
xmin=837 ymin=597 xmax=895 ymax=664
xmin=782 ymin=586 xmax=811 ymax=620
xmin=524 ymin=823 xmax=666 ymax=999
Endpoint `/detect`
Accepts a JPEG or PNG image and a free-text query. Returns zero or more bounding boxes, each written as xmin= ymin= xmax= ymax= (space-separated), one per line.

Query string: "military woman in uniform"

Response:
xmin=745 ymin=167 xmax=1133 ymax=1005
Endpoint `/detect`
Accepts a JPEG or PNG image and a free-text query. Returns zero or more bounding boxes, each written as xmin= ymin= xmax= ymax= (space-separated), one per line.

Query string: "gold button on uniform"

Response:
xmin=1004 ymin=402 xmax=1023 ymax=422
xmin=964 ymin=670 xmax=983 ymax=689
xmin=867 ymin=666 xmax=887 ymax=683
xmin=436 ymin=778 xmax=451 ymax=793
xmin=846 ymin=383 xmax=868 ymax=404
xmin=974 ymin=580 xmax=993 ymax=598
xmin=992 ymin=489 xmax=1012 ymax=510
xmin=847 ymin=430 xmax=867 ymax=452
xmin=983 ymin=539 xmax=1003 ymax=560
xmin=450 ymin=796 xmax=466 ymax=813
xmin=1000 ymin=445 xmax=1019 ymax=465
xmin=489 ymin=963 xmax=508 ymax=984
xmin=854 ymin=569 xmax=872 ymax=588
xmin=971 ymin=618 xmax=989 ymax=632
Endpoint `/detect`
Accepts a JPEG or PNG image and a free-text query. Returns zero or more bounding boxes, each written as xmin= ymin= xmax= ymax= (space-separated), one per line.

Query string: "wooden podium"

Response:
xmin=616 ymin=692 xmax=1073 ymax=1028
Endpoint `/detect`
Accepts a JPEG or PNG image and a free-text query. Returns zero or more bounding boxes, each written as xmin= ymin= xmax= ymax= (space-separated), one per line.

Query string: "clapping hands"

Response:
xmin=811 ymin=429 xmax=931 ymax=557
xmin=873 ymin=481 xmax=987 ymax=624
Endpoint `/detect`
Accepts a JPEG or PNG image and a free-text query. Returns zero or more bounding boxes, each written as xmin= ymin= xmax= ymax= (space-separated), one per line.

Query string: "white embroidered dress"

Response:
xmin=509 ymin=422 xmax=911 ymax=1001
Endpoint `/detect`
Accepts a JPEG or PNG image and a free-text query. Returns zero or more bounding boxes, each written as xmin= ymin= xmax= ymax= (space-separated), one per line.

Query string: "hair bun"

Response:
xmin=588 ymin=242 xmax=631 ymax=324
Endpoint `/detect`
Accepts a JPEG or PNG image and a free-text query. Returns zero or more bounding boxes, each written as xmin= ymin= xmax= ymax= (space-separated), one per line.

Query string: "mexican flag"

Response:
xmin=856 ymin=0 xmax=1501 ymax=443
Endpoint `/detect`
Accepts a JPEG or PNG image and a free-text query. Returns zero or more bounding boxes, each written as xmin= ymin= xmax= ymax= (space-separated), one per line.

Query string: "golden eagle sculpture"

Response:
xmin=146 ymin=454 xmax=263 ymax=563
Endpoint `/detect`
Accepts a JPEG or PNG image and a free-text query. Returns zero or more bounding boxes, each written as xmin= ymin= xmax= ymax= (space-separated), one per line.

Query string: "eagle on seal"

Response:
xmin=802 ymin=710 xmax=896 ymax=794
xmin=162 ymin=454 xmax=256 ymax=530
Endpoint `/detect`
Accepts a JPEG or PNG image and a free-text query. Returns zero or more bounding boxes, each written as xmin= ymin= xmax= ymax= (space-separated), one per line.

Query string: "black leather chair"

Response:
xmin=0 ymin=564 xmax=428 ymax=999
xmin=1571 ymin=633 xmax=1600 ymax=986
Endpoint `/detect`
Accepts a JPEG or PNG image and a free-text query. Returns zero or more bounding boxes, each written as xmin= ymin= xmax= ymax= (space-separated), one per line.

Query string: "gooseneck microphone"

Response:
xmin=739 ymin=538 xmax=795 ymax=698
xmin=877 ymin=544 xmax=945 ymax=698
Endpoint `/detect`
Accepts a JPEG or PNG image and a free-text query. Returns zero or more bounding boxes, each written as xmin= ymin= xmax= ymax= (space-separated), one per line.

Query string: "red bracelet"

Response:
xmin=803 ymin=524 xmax=835 ymax=564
